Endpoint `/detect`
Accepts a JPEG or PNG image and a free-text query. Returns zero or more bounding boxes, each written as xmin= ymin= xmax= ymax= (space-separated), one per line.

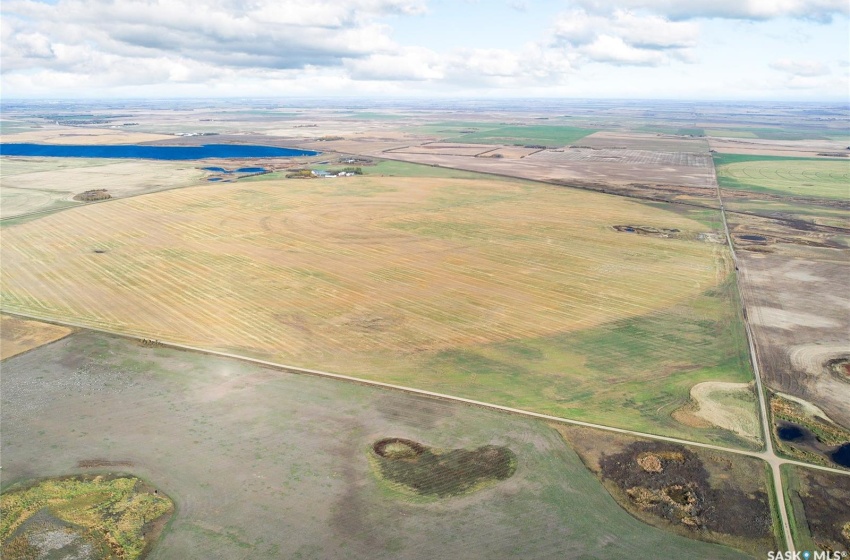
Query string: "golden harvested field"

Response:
xmin=2 ymin=125 xmax=175 ymax=145
xmin=0 ymin=314 xmax=72 ymax=359
xmin=0 ymin=176 xmax=747 ymax=442
xmin=0 ymin=157 xmax=206 ymax=218
xmin=1 ymin=176 xmax=717 ymax=355
xmin=578 ymin=131 xmax=710 ymax=153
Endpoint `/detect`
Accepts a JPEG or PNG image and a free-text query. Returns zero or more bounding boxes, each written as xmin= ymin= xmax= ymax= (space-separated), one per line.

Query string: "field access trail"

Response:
xmin=711 ymin=160 xmax=797 ymax=553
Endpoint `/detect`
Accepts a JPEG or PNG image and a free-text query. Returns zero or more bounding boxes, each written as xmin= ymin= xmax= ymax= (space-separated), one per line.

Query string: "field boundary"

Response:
xmin=4 ymin=308 xmax=848 ymax=485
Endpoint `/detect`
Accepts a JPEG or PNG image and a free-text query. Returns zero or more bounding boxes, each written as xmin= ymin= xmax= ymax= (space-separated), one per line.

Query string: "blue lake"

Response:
xmin=203 ymin=166 xmax=267 ymax=173
xmin=0 ymin=143 xmax=318 ymax=160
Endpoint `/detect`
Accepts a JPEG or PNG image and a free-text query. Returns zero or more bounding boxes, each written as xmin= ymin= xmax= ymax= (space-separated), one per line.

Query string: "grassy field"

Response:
xmin=0 ymin=314 xmax=73 ymax=360
xmin=444 ymin=125 xmax=596 ymax=146
xmin=394 ymin=274 xmax=756 ymax=447
xmin=705 ymin=129 xmax=760 ymax=139
xmin=0 ymin=157 xmax=206 ymax=218
xmin=714 ymin=154 xmax=850 ymax=199
xmin=0 ymin=120 xmax=38 ymax=134
xmin=781 ymin=465 xmax=850 ymax=553
xmin=706 ymin=128 xmax=831 ymax=141
xmin=0 ymin=186 xmax=80 ymax=219
xmin=0 ymin=175 xmax=752 ymax=444
xmin=1 ymin=331 xmax=756 ymax=559
xmin=408 ymin=121 xmax=503 ymax=135
xmin=780 ymin=465 xmax=818 ymax=552
xmin=637 ymin=126 xmax=705 ymax=137
xmin=318 ymin=159 xmax=499 ymax=180
xmin=1 ymin=475 xmax=173 ymax=560
xmin=240 ymin=159 xmax=501 ymax=183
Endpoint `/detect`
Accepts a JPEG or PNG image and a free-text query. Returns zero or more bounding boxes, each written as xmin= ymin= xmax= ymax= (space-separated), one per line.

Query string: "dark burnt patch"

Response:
xmin=74 ymin=189 xmax=111 ymax=202
xmin=793 ymin=469 xmax=850 ymax=552
xmin=599 ymin=441 xmax=772 ymax=539
xmin=613 ymin=225 xmax=681 ymax=237
xmin=371 ymin=438 xmax=516 ymax=498
xmin=77 ymin=458 xmax=135 ymax=468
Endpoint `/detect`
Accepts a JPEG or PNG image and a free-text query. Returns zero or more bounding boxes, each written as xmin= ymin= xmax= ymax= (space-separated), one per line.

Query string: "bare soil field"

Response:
xmin=0 ymin=332 xmax=753 ymax=560
xmin=294 ymin=137 xmax=414 ymax=155
xmin=783 ymin=465 xmax=850 ymax=553
xmin=528 ymin=147 xmax=712 ymax=168
xmin=385 ymin=143 xmax=494 ymax=157
xmin=476 ymin=146 xmax=542 ymax=159
xmin=0 ymin=314 xmax=73 ymax=360
xmin=576 ymin=131 xmax=711 ymax=153
xmin=673 ymin=382 xmax=760 ymax=443
xmin=0 ymin=158 xmax=206 ymax=218
xmin=721 ymin=150 xmax=849 ymax=464
xmin=371 ymin=150 xmax=718 ymax=196
xmin=732 ymin=238 xmax=850 ymax=445
xmin=556 ymin=425 xmax=778 ymax=557
xmin=283 ymin=128 xmax=718 ymax=197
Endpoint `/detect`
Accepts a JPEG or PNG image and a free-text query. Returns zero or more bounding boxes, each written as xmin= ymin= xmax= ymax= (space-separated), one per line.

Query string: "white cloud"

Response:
xmin=575 ymin=0 xmax=849 ymax=22
xmin=346 ymin=47 xmax=443 ymax=81
xmin=580 ymin=35 xmax=665 ymax=66
xmin=770 ymin=58 xmax=831 ymax=76
xmin=1 ymin=0 xmax=424 ymax=75
xmin=0 ymin=0 xmax=845 ymax=98
xmin=508 ymin=0 xmax=529 ymax=12
xmin=551 ymin=9 xmax=697 ymax=66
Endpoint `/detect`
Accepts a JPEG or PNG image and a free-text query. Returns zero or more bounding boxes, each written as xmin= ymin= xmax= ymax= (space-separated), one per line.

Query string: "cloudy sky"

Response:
xmin=2 ymin=0 xmax=848 ymax=99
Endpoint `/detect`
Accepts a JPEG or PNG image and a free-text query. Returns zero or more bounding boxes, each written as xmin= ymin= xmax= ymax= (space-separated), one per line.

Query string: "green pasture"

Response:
xmin=638 ymin=125 xmax=705 ymax=137
xmin=375 ymin=275 xmax=756 ymax=449
xmin=714 ymin=154 xmax=850 ymax=200
xmin=780 ymin=465 xmax=817 ymax=552
xmin=241 ymin=159 xmax=501 ymax=182
xmin=707 ymin=127 xmax=830 ymax=141
xmin=0 ymin=121 xmax=36 ymax=135
xmin=443 ymin=124 xmax=596 ymax=146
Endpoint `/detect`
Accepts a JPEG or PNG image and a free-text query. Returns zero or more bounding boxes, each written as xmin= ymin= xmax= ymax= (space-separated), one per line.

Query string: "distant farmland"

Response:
xmin=0 ymin=175 xmax=753 ymax=444
xmin=445 ymin=125 xmax=595 ymax=146
xmin=714 ymin=155 xmax=850 ymax=200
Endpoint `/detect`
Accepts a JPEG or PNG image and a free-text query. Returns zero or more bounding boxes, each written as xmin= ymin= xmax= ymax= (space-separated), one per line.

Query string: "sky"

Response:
xmin=1 ymin=0 xmax=848 ymax=100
